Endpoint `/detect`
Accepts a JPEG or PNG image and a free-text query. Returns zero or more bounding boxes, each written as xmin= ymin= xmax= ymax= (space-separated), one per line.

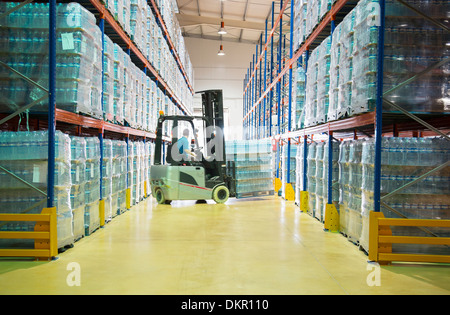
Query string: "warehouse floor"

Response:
xmin=0 ymin=196 xmax=449 ymax=295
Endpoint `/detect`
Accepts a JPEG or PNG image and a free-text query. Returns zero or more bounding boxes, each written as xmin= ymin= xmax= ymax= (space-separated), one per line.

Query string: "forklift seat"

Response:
xmin=166 ymin=143 xmax=174 ymax=164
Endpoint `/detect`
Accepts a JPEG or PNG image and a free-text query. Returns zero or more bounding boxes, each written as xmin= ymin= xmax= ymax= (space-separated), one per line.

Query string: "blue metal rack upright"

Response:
xmin=47 ymin=0 xmax=56 ymax=209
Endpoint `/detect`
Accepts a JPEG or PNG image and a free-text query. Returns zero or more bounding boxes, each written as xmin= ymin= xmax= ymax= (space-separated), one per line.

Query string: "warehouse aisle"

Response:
xmin=0 ymin=196 xmax=449 ymax=295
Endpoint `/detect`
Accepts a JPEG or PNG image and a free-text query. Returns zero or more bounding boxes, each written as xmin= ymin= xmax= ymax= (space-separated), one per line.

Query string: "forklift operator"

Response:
xmin=177 ymin=128 xmax=194 ymax=160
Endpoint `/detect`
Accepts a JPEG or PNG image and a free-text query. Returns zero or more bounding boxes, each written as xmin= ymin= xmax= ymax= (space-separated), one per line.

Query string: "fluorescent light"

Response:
xmin=218 ymin=44 xmax=225 ymax=56
xmin=218 ymin=21 xmax=227 ymax=35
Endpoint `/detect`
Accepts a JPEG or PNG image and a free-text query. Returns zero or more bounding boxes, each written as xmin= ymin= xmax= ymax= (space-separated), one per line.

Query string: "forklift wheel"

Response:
xmin=155 ymin=188 xmax=166 ymax=205
xmin=213 ymin=186 xmax=229 ymax=204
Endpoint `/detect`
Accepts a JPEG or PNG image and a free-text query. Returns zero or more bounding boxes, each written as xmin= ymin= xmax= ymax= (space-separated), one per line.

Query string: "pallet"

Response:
xmin=73 ymin=234 xmax=84 ymax=243
xmin=236 ymin=190 xmax=274 ymax=199
xmin=347 ymin=235 xmax=360 ymax=247
xmin=58 ymin=243 xmax=74 ymax=254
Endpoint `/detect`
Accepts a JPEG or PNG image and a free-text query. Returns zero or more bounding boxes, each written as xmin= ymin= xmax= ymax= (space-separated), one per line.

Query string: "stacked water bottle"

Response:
xmin=310 ymin=141 xmax=327 ymax=221
xmin=383 ymin=0 xmax=449 ymax=113
xmin=131 ymin=141 xmax=142 ymax=205
xmin=294 ymin=139 xmax=339 ymax=214
xmin=0 ymin=2 xmax=193 ymax=131
xmin=103 ymin=139 xmax=114 ymax=221
xmin=299 ymin=0 xmax=449 ymax=126
xmin=304 ymin=48 xmax=319 ymax=128
xmin=306 ymin=142 xmax=317 ymax=217
xmin=109 ymin=0 xmax=194 ymax=108
xmin=316 ymin=36 xmax=332 ymax=125
xmin=337 ymin=140 xmax=350 ymax=233
xmin=84 ymin=137 xmax=101 ymax=235
xmin=111 ymin=140 xmax=127 ymax=215
xmin=281 ymin=143 xmax=297 ymax=199
xmin=293 ymin=0 xmax=309 ymax=51
xmin=0 ymin=130 xmax=73 ymax=249
xmin=343 ymin=140 xmax=364 ymax=244
xmin=294 ymin=141 xmax=305 ymax=205
xmin=349 ymin=0 xmax=380 ymax=116
xmin=70 ymin=136 xmax=87 ymax=241
xmin=103 ymin=36 xmax=115 ymax=123
xmin=127 ymin=141 xmax=135 ymax=205
xmin=322 ymin=140 xmax=340 ymax=213
xmin=113 ymin=44 xmax=125 ymax=125
xmin=226 ymin=139 xmax=273 ymax=197
xmin=144 ymin=141 xmax=151 ymax=198
xmin=294 ymin=61 xmax=307 ymax=130
xmin=0 ymin=2 xmax=103 ymax=118
xmin=328 ymin=10 xmax=356 ymax=122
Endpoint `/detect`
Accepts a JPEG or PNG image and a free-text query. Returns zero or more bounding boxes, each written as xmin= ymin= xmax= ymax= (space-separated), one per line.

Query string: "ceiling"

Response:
xmin=175 ymin=0 xmax=289 ymax=45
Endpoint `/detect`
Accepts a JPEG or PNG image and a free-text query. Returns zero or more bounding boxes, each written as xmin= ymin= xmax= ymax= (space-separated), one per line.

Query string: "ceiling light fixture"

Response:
xmin=218 ymin=21 xmax=227 ymax=35
xmin=218 ymin=44 xmax=225 ymax=56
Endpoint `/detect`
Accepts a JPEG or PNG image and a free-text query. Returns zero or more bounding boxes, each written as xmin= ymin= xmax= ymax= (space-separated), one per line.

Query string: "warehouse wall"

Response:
xmin=184 ymin=37 xmax=255 ymax=140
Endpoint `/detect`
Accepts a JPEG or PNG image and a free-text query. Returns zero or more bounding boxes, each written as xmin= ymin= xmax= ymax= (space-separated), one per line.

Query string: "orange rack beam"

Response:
xmin=55 ymin=109 xmax=156 ymax=139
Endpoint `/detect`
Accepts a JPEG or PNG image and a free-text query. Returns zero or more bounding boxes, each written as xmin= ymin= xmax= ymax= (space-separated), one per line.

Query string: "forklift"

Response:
xmin=150 ymin=90 xmax=236 ymax=204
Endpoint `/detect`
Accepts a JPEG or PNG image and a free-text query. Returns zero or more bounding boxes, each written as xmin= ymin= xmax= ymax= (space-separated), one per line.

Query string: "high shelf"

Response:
xmin=242 ymin=0 xmax=450 ymax=264
xmin=0 ymin=0 xmax=188 ymax=258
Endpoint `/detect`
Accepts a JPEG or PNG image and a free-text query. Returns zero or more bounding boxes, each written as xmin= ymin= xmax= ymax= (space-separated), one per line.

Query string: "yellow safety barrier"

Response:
xmin=126 ymin=188 xmax=131 ymax=209
xmin=99 ymin=199 xmax=105 ymax=227
xmin=273 ymin=178 xmax=282 ymax=193
xmin=284 ymin=183 xmax=295 ymax=201
xmin=369 ymin=211 xmax=450 ymax=264
xmin=0 ymin=207 xmax=58 ymax=260
xmin=324 ymin=203 xmax=339 ymax=232
xmin=144 ymin=181 xmax=148 ymax=198
xmin=300 ymin=191 xmax=308 ymax=212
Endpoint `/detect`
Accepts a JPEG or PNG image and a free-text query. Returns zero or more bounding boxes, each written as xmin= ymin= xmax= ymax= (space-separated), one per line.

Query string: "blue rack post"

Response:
xmin=281 ymin=34 xmax=286 ymax=134
xmin=327 ymin=132 xmax=333 ymax=205
xmin=244 ymin=69 xmax=247 ymax=139
xmin=246 ymin=68 xmax=250 ymax=139
xmin=248 ymin=59 xmax=252 ymax=139
xmin=374 ymin=0 xmax=386 ymax=213
xmin=98 ymin=15 xmax=105 ymax=225
xmin=251 ymin=55 xmax=255 ymax=139
xmin=275 ymin=0 xmax=283 ymax=179
xmin=327 ymin=18 xmax=336 ymax=205
xmin=247 ymin=65 xmax=251 ymax=140
xmin=276 ymin=2 xmax=282 ymax=137
xmin=300 ymin=49 xmax=309 ymax=212
xmin=269 ymin=1 xmax=275 ymax=137
xmin=125 ymin=135 xmax=130 ymax=210
xmin=286 ymin=0 xmax=295 ymax=185
xmin=47 ymin=0 xmax=56 ymax=209
xmin=255 ymin=43 xmax=259 ymax=139
xmin=259 ymin=34 xmax=263 ymax=139
xmin=263 ymin=18 xmax=268 ymax=138
xmin=253 ymin=53 xmax=257 ymax=139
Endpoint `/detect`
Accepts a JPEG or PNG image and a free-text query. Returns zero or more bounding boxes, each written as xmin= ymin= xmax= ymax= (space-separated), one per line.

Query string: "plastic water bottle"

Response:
xmin=411 ymin=138 xmax=420 ymax=166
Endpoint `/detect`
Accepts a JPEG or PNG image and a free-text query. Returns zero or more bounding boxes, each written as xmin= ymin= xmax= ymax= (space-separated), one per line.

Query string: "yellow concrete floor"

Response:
xmin=0 ymin=196 xmax=449 ymax=295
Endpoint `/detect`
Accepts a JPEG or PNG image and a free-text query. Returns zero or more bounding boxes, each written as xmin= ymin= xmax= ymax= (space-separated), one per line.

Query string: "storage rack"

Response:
xmin=0 ymin=0 xmax=190 ymax=258
xmin=242 ymin=0 xmax=450 ymax=263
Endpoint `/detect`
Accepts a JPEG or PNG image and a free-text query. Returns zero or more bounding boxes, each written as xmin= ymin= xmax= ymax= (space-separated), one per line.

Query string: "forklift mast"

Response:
xmin=199 ymin=89 xmax=226 ymax=163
